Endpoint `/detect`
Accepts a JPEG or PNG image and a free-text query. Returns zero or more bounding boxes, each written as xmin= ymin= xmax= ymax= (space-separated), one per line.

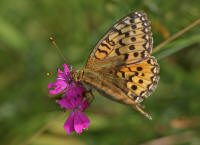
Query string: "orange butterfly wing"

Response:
xmin=116 ymin=56 xmax=159 ymax=103
xmin=86 ymin=11 xmax=152 ymax=68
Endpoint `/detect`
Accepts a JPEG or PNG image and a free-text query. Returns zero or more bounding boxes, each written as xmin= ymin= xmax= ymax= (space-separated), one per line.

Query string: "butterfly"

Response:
xmin=71 ymin=11 xmax=160 ymax=120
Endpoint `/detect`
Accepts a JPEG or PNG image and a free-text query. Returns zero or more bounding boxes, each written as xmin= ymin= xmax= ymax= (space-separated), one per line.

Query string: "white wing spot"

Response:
xmin=144 ymin=22 xmax=148 ymax=26
xmin=141 ymin=17 xmax=145 ymax=21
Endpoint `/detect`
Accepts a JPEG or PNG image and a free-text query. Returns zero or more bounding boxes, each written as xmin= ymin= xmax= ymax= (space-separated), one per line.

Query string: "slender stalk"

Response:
xmin=153 ymin=18 xmax=200 ymax=53
xmin=19 ymin=113 xmax=65 ymax=145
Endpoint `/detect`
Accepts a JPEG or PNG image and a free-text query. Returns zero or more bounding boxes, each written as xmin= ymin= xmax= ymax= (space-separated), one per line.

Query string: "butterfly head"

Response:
xmin=70 ymin=70 xmax=83 ymax=82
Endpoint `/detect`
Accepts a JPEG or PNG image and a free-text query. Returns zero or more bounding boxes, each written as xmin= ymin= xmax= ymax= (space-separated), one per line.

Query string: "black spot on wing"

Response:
xmin=101 ymin=42 xmax=111 ymax=50
xmin=137 ymin=67 xmax=143 ymax=71
xmin=115 ymin=48 xmax=121 ymax=55
xmin=119 ymin=71 xmax=125 ymax=78
xmin=119 ymin=39 xmax=126 ymax=46
xmin=133 ymin=52 xmax=139 ymax=57
xmin=123 ymin=53 xmax=129 ymax=60
xmin=97 ymin=48 xmax=108 ymax=55
xmin=131 ymin=85 xmax=137 ymax=90
xmin=129 ymin=45 xmax=135 ymax=50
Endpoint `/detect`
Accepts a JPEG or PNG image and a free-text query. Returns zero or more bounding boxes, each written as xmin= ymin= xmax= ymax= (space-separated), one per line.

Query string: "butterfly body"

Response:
xmin=71 ymin=69 xmax=130 ymax=103
xmin=71 ymin=11 xmax=160 ymax=119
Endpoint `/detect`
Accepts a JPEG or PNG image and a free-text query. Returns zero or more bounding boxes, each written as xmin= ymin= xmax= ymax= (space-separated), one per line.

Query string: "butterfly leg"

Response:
xmin=121 ymin=96 xmax=152 ymax=120
xmin=136 ymin=103 xmax=145 ymax=109
xmin=134 ymin=104 xmax=152 ymax=120
xmin=84 ymin=90 xmax=95 ymax=104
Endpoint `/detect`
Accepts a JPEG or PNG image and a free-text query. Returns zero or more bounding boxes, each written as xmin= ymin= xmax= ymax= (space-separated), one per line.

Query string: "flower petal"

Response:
xmin=57 ymin=97 xmax=74 ymax=110
xmin=49 ymin=86 xmax=65 ymax=95
xmin=48 ymin=83 xmax=56 ymax=88
xmin=78 ymin=111 xmax=90 ymax=130
xmin=48 ymin=80 xmax=68 ymax=95
xmin=66 ymin=86 xmax=85 ymax=98
xmin=57 ymin=68 xmax=63 ymax=74
xmin=63 ymin=64 xmax=70 ymax=74
xmin=80 ymin=98 xmax=90 ymax=111
xmin=64 ymin=112 xmax=75 ymax=134
xmin=74 ymin=111 xmax=90 ymax=134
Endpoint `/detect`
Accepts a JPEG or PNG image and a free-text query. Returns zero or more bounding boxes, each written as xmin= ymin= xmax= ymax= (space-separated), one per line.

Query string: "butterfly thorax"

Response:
xmin=71 ymin=69 xmax=100 ymax=91
xmin=70 ymin=69 xmax=84 ymax=82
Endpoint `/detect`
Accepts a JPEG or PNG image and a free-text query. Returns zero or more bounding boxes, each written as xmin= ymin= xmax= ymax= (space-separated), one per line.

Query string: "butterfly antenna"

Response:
xmin=49 ymin=37 xmax=67 ymax=63
xmin=46 ymin=72 xmax=57 ymax=76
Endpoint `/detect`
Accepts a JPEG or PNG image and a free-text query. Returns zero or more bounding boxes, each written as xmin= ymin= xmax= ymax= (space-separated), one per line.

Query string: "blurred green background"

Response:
xmin=1 ymin=0 xmax=200 ymax=145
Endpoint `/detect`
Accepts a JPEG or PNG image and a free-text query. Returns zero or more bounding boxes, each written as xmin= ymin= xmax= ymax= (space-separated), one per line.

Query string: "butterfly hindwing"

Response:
xmin=90 ymin=56 xmax=160 ymax=104
xmin=86 ymin=11 xmax=153 ymax=68
xmin=116 ymin=56 xmax=159 ymax=103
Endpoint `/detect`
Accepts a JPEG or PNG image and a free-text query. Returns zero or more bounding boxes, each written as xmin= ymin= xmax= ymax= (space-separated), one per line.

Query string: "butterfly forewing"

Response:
xmin=86 ymin=11 xmax=153 ymax=68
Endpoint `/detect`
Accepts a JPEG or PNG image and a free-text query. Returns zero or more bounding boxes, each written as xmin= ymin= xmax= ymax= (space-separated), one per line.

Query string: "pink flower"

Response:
xmin=48 ymin=64 xmax=84 ymax=97
xmin=47 ymin=64 xmax=90 ymax=134
xmin=57 ymin=96 xmax=90 ymax=134
xmin=48 ymin=64 xmax=70 ymax=95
